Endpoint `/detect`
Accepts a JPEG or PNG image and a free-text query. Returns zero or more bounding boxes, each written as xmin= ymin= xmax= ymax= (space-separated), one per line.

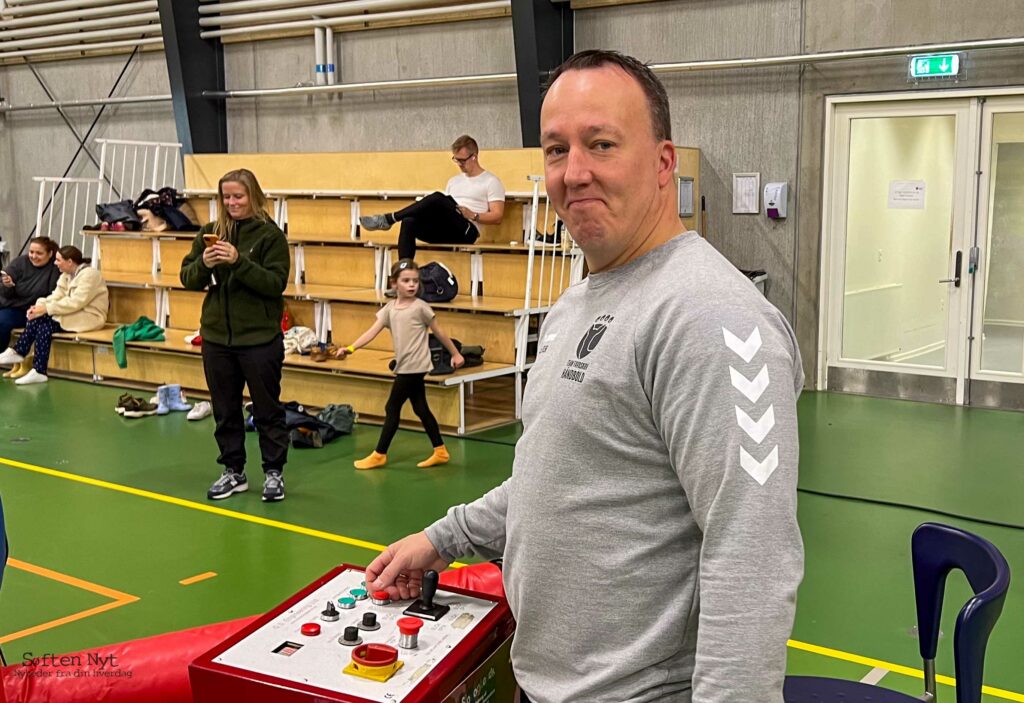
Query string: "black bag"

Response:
xmin=418 ymin=261 xmax=458 ymax=303
xmin=246 ymin=401 xmax=345 ymax=448
xmin=427 ymin=336 xmax=462 ymax=376
xmin=135 ymin=188 xmax=198 ymax=231
xmin=460 ymin=344 xmax=485 ymax=368
xmin=96 ymin=200 xmax=141 ymax=226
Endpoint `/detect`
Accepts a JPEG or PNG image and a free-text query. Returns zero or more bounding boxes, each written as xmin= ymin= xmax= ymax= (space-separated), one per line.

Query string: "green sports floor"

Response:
xmin=0 ymin=380 xmax=1021 ymax=701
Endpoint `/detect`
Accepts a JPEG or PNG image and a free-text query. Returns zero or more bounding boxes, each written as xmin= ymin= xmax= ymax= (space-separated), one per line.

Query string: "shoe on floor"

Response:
xmin=115 ymin=392 xmax=135 ymax=414
xmin=0 ymin=348 xmax=24 ymax=366
xmin=15 ymin=369 xmax=47 ymax=385
xmin=187 ymin=401 xmax=212 ymax=421
xmin=123 ymin=397 xmax=159 ymax=418
xmin=207 ymin=471 xmax=248 ymax=500
xmin=359 ymin=214 xmax=392 ymax=231
xmin=9 ymin=357 xmax=33 ymax=379
xmin=262 ymin=471 xmax=285 ymax=502
xmin=354 ymin=451 xmax=387 ymax=470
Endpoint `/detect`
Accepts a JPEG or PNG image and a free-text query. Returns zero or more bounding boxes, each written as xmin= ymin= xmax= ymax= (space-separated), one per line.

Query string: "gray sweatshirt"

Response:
xmin=0 ymin=254 xmax=60 ymax=310
xmin=427 ymin=232 xmax=804 ymax=703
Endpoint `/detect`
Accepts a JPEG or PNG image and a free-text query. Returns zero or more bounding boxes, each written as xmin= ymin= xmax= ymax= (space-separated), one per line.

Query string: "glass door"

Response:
xmin=968 ymin=98 xmax=1024 ymax=409
xmin=823 ymin=99 xmax=975 ymax=403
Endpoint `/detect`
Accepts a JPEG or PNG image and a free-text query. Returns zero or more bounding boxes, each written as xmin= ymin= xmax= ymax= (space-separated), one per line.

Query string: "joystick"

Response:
xmin=321 ymin=600 xmax=340 ymax=622
xmin=402 ymin=570 xmax=451 ymax=621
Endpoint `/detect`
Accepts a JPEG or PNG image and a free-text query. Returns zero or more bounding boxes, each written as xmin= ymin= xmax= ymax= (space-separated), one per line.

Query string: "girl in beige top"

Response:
xmin=335 ymin=259 xmax=463 ymax=470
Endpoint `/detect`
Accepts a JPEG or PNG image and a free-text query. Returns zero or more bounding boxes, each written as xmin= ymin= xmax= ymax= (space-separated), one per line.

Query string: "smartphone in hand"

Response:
xmin=203 ymin=234 xmax=219 ymax=248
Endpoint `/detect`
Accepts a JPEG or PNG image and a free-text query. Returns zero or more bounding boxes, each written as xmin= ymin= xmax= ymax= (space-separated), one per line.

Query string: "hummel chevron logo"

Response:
xmin=722 ymin=326 xmax=762 ymax=363
xmin=729 ymin=365 xmax=769 ymax=403
xmin=739 ymin=446 xmax=779 ymax=485
xmin=735 ymin=405 xmax=775 ymax=443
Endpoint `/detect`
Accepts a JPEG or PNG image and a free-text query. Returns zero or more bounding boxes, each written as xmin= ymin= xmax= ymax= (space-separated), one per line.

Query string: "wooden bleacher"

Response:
xmin=41 ymin=147 xmax=700 ymax=434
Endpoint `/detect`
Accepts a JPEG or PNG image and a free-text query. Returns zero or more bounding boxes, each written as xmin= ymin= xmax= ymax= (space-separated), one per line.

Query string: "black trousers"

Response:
xmin=394 ymin=191 xmax=478 ymax=260
xmin=376 ymin=373 xmax=444 ymax=454
xmin=202 ymin=336 xmax=288 ymax=475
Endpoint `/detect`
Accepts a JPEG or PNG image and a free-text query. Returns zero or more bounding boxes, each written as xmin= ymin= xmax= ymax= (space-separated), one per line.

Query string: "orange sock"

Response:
xmin=417 ymin=445 xmax=450 ymax=468
xmin=354 ymin=451 xmax=387 ymax=470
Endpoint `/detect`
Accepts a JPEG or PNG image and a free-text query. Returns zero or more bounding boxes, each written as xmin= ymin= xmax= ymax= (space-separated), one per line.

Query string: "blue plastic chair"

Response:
xmin=784 ymin=522 xmax=1011 ymax=703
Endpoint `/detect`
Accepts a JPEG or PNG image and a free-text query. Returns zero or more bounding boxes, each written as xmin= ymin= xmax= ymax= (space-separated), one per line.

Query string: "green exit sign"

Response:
xmin=909 ymin=53 xmax=963 ymax=80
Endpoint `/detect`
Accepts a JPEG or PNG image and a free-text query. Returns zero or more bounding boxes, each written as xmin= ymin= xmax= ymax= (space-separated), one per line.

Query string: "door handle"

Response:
xmin=939 ymin=250 xmax=962 ymax=287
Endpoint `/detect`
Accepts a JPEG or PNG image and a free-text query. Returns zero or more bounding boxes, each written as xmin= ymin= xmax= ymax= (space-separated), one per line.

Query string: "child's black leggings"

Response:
xmin=376 ymin=373 xmax=443 ymax=453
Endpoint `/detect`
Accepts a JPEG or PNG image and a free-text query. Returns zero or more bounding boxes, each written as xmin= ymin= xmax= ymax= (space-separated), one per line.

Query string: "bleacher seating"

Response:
xmin=35 ymin=147 xmax=700 ymax=434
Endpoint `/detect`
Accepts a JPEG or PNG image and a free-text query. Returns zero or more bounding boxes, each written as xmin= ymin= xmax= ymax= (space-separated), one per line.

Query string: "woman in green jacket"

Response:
xmin=180 ymin=169 xmax=290 ymax=502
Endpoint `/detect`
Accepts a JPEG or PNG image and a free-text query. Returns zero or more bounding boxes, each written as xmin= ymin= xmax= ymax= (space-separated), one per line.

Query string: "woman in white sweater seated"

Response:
xmin=0 ymin=245 xmax=109 ymax=385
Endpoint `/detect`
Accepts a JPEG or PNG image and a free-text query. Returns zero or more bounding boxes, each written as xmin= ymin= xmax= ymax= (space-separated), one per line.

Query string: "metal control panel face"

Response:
xmin=212 ymin=568 xmax=497 ymax=702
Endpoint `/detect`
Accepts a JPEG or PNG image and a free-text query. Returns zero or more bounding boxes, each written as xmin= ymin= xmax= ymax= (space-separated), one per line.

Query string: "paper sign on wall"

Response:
xmin=888 ymin=180 xmax=926 ymax=209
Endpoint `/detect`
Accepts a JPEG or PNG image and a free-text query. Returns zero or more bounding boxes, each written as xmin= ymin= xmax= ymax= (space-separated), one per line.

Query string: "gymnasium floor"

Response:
xmin=0 ymin=381 xmax=1021 ymax=701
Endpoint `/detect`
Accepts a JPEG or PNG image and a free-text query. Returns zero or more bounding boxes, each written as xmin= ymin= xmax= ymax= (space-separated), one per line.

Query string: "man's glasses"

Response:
xmin=452 ymin=153 xmax=477 ymax=165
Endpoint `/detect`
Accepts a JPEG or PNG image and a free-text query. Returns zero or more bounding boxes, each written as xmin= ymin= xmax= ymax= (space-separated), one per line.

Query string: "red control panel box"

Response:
xmin=189 ymin=564 xmax=514 ymax=703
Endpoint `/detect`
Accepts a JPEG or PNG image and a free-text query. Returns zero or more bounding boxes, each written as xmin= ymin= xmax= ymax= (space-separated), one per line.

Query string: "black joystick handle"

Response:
xmin=421 ymin=570 xmax=439 ymax=608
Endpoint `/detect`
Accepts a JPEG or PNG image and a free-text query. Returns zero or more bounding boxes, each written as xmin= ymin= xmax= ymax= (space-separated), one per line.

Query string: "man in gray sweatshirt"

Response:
xmin=365 ymin=50 xmax=804 ymax=703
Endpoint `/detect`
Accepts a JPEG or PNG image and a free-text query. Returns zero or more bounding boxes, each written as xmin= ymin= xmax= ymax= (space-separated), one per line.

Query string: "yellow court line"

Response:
xmin=179 ymin=571 xmax=218 ymax=586
xmin=788 ymin=639 xmax=1024 ymax=702
xmin=1 ymin=559 xmax=139 ymax=645
xmin=0 ymin=455 xmax=466 ymax=567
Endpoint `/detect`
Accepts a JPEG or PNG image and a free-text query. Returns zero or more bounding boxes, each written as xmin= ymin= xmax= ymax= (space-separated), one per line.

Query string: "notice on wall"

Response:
xmin=888 ymin=180 xmax=926 ymax=209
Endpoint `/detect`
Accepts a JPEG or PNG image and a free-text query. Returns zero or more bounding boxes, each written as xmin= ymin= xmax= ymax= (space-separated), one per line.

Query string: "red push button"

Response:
xmin=397 ymin=617 xmax=423 ymax=635
xmin=372 ymin=590 xmax=391 ymax=601
xmin=301 ymin=623 xmax=321 ymax=636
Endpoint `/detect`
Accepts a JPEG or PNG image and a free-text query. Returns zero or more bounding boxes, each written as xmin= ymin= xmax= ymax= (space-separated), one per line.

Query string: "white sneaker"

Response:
xmin=188 ymin=401 xmax=212 ymax=421
xmin=15 ymin=369 xmax=47 ymax=385
xmin=0 ymin=348 xmax=24 ymax=366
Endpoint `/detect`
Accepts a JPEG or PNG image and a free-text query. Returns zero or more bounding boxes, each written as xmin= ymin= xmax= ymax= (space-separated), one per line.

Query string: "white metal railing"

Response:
xmin=95 ymin=138 xmax=183 ymax=207
xmin=31 ymin=176 xmax=103 ymax=255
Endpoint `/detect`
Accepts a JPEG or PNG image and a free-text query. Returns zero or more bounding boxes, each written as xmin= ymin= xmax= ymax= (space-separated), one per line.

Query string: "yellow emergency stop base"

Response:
xmin=343 ymin=659 xmax=404 ymax=682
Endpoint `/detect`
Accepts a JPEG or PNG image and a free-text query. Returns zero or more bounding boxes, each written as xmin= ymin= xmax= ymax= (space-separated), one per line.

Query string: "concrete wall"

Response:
xmin=0 ymin=49 xmax=177 ymax=257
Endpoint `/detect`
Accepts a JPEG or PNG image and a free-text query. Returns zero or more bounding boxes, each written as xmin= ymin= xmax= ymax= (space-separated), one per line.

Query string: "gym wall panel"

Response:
xmin=223 ymin=19 xmax=521 ymax=155
xmin=1 ymin=50 xmax=178 ymax=256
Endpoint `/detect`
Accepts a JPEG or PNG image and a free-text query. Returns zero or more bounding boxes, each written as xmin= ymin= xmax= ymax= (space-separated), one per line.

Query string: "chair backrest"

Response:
xmin=911 ymin=522 xmax=1011 ymax=703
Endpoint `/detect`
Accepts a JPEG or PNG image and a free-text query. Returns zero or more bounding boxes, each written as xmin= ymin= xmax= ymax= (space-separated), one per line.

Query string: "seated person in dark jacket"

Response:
xmin=0 ymin=237 xmax=59 ymax=351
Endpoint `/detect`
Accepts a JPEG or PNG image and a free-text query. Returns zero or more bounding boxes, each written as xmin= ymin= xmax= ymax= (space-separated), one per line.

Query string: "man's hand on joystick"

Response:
xmin=365 ymin=531 xmax=450 ymax=601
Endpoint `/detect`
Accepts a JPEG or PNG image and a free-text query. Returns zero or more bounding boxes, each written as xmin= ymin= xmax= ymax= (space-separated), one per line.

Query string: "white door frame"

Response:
xmin=818 ymin=95 xmax=980 ymax=403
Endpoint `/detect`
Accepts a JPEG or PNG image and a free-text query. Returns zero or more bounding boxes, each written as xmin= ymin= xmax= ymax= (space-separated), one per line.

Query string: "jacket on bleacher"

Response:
xmin=37 ymin=264 xmax=109 ymax=332
xmin=179 ymin=219 xmax=289 ymax=347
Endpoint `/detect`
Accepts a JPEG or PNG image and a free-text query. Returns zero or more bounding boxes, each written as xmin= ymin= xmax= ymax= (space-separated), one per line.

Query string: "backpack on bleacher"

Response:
xmin=418 ymin=261 xmax=458 ymax=303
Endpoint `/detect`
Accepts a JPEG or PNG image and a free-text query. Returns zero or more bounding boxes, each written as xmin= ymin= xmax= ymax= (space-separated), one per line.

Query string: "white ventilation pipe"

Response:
xmin=313 ymin=25 xmax=325 ymax=85
xmin=205 ymin=71 xmax=517 ymax=99
xmin=0 ymin=0 xmax=139 ymax=16
xmin=198 ymin=0 xmax=344 ymax=13
xmin=1 ymin=22 xmax=160 ymax=49
xmin=0 ymin=36 xmax=162 ymax=61
xmin=202 ymin=1 xmax=507 ymax=38
xmin=0 ymin=11 xmax=159 ymax=39
xmin=0 ymin=90 xmax=171 ymax=112
xmin=199 ymin=0 xmax=466 ymax=26
xmin=0 ymin=1 xmax=156 ymax=29
xmin=325 ymin=25 xmax=335 ymax=85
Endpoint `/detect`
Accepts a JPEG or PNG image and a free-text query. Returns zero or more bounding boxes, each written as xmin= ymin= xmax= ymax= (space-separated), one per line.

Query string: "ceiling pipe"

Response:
xmin=198 ymin=0 xmax=347 ymax=13
xmin=199 ymin=0 xmax=467 ymax=26
xmin=206 ymin=71 xmax=516 ymax=99
xmin=0 ymin=0 xmax=136 ymax=16
xmin=201 ymin=1 xmax=508 ymax=38
xmin=0 ymin=35 xmax=161 ymax=61
xmin=0 ymin=11 xmax=159 ymax=39
xmin=325 ymin=24 xmax=335 ymax=85
xmin=0 ymin=23 xmax=161 ymax=50
xmin=0 ymin=91 xmax=171 ymax=113
xmin=0 ymin=1 xmax=156 ymax=29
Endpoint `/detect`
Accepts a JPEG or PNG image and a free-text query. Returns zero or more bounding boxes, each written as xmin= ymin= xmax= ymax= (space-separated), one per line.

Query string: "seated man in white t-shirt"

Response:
xmin=359 ymin=135 xmax=506 ymax=264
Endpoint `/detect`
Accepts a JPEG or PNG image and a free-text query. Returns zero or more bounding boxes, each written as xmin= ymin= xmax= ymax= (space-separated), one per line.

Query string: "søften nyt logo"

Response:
xmin=576 ymin=314 xmax=614 ymax=359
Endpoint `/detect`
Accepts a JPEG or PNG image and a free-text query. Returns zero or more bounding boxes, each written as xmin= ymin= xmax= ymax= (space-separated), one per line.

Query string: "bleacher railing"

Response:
xmin=31 ymin=176 xmax=104 ymax=255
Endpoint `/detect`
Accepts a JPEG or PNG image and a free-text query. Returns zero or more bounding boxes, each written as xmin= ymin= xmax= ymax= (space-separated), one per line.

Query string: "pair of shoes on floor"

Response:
xmin=187 ymin=401 xmax=212 ymax=421
xmin=115 ymin=392 xmax=159 ymax=418
xmin=359 ymin=214 xmax=392 ymax=231
xmin=207 ymin=470 xmax=284 ymax=502
xmin=353 ymin=446 xmax=449 ymax=470
xmin=309 ymin=344 xmax=339 ymax=362
xmin=2 ymin=355 xmax=33 ymax=380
